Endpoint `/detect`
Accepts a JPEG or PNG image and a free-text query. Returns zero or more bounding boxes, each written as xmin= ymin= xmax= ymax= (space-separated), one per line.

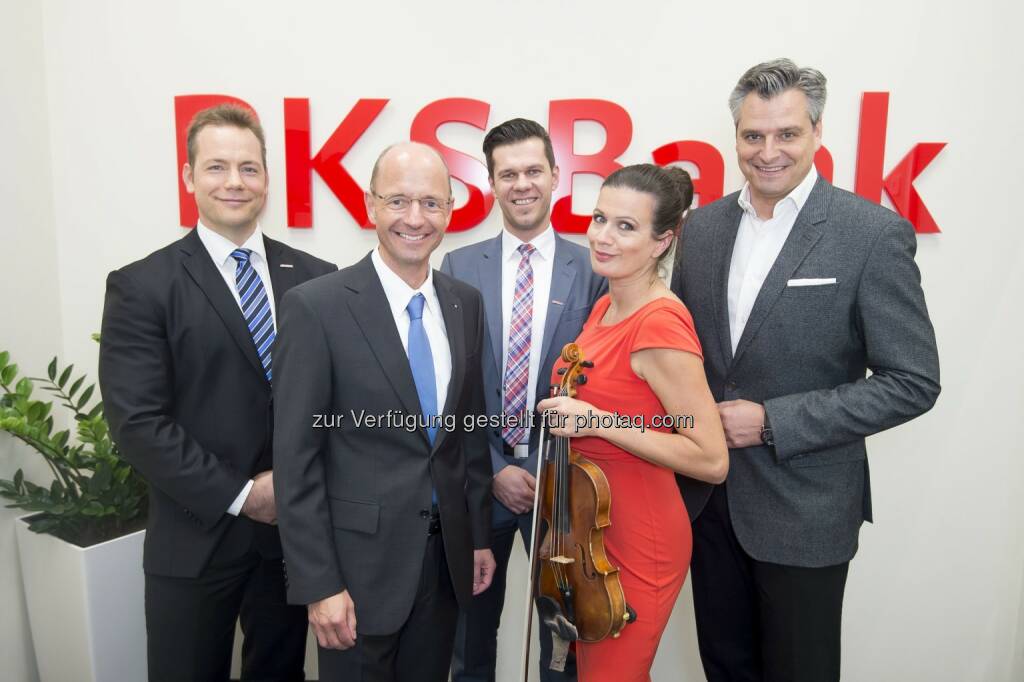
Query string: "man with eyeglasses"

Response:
xmin=442 ymin=118 xmax=606 ymax=682
xmin=273 ymin=141 xmax=497 ymax=682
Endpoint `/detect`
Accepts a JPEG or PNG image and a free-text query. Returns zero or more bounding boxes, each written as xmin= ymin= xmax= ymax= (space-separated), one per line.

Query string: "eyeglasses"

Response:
xmin=373 ymin=193 xmax=452 ymax=215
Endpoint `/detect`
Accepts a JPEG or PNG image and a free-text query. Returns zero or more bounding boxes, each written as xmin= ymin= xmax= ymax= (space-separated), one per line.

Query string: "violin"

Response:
xmin=519 ymin=342 xmax=635 ymax=679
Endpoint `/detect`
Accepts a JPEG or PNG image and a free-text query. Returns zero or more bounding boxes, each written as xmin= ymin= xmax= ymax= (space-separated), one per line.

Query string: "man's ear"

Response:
xmin=182 ymin=164 xmax=195 ymax=193
xmin=364 ymin=191 xmax=377 ymax=226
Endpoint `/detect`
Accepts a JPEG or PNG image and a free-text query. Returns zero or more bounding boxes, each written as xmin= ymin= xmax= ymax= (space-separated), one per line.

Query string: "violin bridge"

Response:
xmin=550 ymin=555 xmax=575 ymax=565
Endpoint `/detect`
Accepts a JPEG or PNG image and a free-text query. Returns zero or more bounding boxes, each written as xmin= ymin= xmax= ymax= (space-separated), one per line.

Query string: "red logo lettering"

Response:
xmin=855 ymin=92 xmax=945 ymax=233
xmin=284 ymin=98 xmax=388 ymax=229
xmin=548 ymin=99 xmax=633 ymax=233
xmin=410 ymin=98 xmax=493 ymax=232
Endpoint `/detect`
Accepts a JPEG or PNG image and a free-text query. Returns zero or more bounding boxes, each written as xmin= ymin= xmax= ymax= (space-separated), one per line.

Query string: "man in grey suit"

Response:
xmin=273 ymin=142 xmax=496 ymax=682
xmin=671 ymin=59 xmax=940 ymax=682
xmin=443 ymin=118 xmax=605 ymax=681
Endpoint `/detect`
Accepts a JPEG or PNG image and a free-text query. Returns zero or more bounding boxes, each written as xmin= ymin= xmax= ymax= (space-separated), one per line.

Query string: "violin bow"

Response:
xmin=518 ymin=399 xmax=553 ymax=682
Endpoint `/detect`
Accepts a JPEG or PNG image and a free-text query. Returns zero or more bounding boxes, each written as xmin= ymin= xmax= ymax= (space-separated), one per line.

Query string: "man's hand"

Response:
xmin=472 ymin=549 xmax=496 ymax=596
xmin=240 ymin=470 xmax=276 ymax=524
xmin=308 ymin=590 xmax=357 ymax=650
xmin=717 ymin=400 xmax=765 ymax=449
xmin=492 ymin=466 xmax=536 ymax=515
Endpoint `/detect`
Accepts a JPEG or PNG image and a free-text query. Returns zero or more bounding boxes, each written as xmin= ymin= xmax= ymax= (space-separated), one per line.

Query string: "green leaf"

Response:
xmin=58 ymin=365 xmax=73 ymax=388
xmin=14 ymin=469 xmax=23 ymax=489
xmin=88 ymin=402 xmax=104 ymax=419
xmin=77 ymin=385 xmax=95 ymax=410
xmin=54 ymin=430 xmax=69 ymax=449
xmin=15 ymin=378 xmax=32 ymax=397
xmin=0 ymin=351 xmax=8 ymax=370
xmin=47 ymin=358 xmax=57 ymax=381
xmin=91 ymin=333 xmax=101 ymax=344
xmin=89 ymin=463 xmax=113 ymax=494
xmin=68 ymin=376 xmax=85 ymax=399
xmin=1 ymin=364 xmax=17 ymax=386
xmin=26 ymin=402 xmax=44 ymax=423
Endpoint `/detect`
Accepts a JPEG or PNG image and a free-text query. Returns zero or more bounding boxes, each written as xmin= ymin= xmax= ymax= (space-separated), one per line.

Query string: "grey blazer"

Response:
xmin=671 ymin=176 xmax=940 ymax=567
xmin=272 ymin=254 xmax=491 ymax=635
xmin=441 ymin=232 xmax=606 ymax=488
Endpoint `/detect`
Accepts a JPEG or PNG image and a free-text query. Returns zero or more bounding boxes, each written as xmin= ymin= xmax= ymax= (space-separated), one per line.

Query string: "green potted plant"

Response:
xmin=1 ymin=344 xmax=149 ymax=682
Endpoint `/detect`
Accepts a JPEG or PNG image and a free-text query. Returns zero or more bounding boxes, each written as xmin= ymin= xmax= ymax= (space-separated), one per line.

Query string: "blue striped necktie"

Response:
xmin=231 ymin=248 xmax=275 ymax=381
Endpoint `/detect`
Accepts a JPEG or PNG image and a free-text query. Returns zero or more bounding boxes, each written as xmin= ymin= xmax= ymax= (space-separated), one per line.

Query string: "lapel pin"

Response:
xmin=552 ymin=299 xmax=564 ymax=306
xmin=279 ymin=263 xmax=294 ymax=268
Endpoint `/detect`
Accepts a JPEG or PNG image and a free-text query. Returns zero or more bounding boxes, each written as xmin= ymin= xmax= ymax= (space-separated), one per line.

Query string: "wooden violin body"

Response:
xmin=536 ymin=443 xmax=631 ymax=641
xmin=527 ymin=342 xmax=634 ymax=652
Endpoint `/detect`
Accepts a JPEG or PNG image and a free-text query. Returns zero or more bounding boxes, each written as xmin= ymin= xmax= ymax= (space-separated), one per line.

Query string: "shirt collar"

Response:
xmin=196 ymin=221 xmax=268 ymax=267
xmin=737 ymin=166 xmax=818 ymax=219
xmin=371 ymin=247 xmax=439 ymax=320
xmin=502 ymin=225 xmax=555 ymax=263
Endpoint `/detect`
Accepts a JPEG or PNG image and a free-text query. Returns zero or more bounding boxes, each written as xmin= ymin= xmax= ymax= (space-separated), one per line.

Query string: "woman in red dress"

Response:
xmin=538 ymin=164 xmax=728 ymax=682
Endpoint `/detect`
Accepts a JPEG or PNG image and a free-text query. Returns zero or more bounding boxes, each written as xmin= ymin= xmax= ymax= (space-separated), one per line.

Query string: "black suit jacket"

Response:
xmin=272 ymin=253 xmax=491 ymax=636
xmin=99 ymin=229 xmax=336 ymax=578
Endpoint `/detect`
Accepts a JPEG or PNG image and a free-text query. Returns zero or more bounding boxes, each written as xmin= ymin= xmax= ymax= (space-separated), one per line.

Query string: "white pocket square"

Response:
xmin=787 ymin=278 xmax=837 ymax=287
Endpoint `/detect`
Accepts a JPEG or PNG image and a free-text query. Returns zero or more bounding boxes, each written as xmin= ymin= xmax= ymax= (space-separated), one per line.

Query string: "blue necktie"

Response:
xmin=407 ymin=293 xmax=438 ymax=505
xmin=230 ymin=249 xmax=275 ymax=381
xmin=406 ymin=293 xmax=438 ymax=444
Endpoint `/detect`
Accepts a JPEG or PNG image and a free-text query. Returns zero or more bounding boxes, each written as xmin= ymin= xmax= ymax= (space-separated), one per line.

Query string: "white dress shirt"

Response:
xmin=500 ymin=226 xmax=555 ymax=458
xmin=727 ymin=168 xmax=818 ymax=353
xmin=371 ymin=248 xmax=452 ymax=415
xmin=195 ymin=222 xmax=277 ymax=516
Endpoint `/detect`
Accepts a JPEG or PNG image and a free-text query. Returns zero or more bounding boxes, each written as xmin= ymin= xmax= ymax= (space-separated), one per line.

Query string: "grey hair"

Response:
xmin=728 ymin=58 xmax=827 ymax=126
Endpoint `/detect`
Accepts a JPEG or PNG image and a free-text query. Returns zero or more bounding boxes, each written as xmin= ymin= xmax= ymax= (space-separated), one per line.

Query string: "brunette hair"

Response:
xmin=482 ymin=118 xmax=556 ymax=179
xmin=602 ymin=163 xmax=694 ymax=265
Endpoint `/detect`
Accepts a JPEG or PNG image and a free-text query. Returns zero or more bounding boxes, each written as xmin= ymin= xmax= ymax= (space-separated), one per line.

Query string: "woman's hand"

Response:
xmin=536 ymin=396 xmax=603 ymax=438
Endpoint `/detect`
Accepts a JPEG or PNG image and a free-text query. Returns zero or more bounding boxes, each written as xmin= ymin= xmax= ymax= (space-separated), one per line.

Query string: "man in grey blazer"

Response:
xmin=273 ymin=142 xmax=495 ymax=682
xmin=442 ymin=118 xmax=605 ymax=682
xmin=671 ymin=59 xmax=940 ymax=682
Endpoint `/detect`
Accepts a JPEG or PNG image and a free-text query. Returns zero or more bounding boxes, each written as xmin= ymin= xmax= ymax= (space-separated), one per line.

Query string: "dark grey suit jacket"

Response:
xmin=440 ymin=233 xmax=606 ymax=487
xmin=272 ymin=253 xmax=491 ymax=635
xmin=672 ymin=177 xmax=940 ymax=567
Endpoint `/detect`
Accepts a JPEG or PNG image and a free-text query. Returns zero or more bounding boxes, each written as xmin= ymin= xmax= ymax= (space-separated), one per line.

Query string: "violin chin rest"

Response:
xmin=536 ymin=596 xmax=579 ymax=641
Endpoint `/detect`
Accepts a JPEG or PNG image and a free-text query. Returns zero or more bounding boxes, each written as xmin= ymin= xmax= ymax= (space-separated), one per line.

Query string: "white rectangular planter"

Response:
xmin=15 ymin=517 xmax=147 ymax=682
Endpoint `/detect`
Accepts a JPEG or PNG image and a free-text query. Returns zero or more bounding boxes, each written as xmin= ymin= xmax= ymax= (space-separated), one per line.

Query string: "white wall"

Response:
xmin=2 ymin=0 xmax=1019 ymax=679
xmin=0 ymin=1 xmax=63 ymax=680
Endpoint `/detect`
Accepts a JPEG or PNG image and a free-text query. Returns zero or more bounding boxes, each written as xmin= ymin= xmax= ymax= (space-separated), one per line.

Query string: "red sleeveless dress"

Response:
xmin=551 ymin=295 xmax=703 ymax=682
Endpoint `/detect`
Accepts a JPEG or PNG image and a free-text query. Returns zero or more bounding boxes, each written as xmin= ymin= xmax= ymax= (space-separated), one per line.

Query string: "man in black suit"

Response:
xmin=99 ymin=104 xmax=335 ymax=682
xmin=272 ymin=141 xmax=496 ymax=682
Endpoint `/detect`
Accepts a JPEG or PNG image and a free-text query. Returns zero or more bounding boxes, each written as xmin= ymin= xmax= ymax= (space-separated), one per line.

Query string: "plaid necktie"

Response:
xmin=230 ymin=249 xmax=275 ymax=381
xmin=502 ymin=243 xmax=536 ymax=447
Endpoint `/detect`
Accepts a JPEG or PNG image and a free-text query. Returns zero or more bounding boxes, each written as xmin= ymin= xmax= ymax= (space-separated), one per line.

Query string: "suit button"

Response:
xmin=725 ymin=381 xmax=737 ymax=390
xmin=419 ymin=509 xmax=430 ymax=519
